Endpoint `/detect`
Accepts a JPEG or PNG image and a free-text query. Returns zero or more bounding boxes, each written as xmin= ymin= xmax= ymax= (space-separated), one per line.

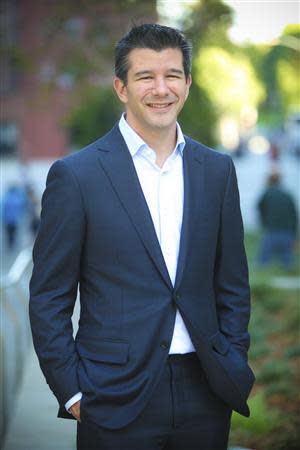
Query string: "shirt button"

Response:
xmin=160 ymin=341 xmax=170 ymax=350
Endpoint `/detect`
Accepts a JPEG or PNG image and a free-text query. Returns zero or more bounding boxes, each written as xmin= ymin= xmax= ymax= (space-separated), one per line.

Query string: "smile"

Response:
xmin=147 ymin=102 xmax=173 ymax=109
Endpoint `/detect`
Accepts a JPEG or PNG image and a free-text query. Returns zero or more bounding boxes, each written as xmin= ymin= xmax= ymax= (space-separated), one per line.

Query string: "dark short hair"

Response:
xmin=115 ymin=23 xmax=192 ymax=84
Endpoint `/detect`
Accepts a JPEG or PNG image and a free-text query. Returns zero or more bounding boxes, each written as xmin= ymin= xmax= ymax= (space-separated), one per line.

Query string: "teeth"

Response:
xmin=149 ymin=103 xmax=170 ymax=108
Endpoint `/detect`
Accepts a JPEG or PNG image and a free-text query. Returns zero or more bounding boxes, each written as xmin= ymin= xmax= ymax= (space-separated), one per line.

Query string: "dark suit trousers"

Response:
xmin=77 ymin=353 xmax=232 ymax=450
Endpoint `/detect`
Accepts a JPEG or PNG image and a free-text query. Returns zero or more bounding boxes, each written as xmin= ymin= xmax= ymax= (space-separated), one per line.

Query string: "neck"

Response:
xmin=125 ymin=117 xmax=178 ymax=168
xmin=145 ymin=126 xmax=177 ymax=158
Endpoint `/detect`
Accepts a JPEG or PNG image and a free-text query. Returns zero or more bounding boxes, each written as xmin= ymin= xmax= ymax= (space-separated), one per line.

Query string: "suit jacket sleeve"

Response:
xmin=29 ymin=159 xmax=85 ymax=407
xmin=214 ymin=157 xmax=251 ymax=357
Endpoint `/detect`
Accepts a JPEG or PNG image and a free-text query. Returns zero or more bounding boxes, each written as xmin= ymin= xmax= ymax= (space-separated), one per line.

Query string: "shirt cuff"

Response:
xmin=65 ymin=392 xmax=82 ymax=412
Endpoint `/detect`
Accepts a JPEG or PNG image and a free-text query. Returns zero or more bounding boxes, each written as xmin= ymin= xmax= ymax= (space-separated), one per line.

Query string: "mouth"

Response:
xmin=146 ymin=102 xmax=174 ymax=110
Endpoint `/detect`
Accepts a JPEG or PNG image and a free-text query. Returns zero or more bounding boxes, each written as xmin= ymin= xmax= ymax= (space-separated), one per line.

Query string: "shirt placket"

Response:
xmin=159 ymin=167 xmax=177 ymax=287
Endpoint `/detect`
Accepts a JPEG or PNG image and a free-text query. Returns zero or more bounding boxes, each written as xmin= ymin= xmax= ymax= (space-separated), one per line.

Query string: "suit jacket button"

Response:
xmin=160 ymin=341 xmax=169 ymax=350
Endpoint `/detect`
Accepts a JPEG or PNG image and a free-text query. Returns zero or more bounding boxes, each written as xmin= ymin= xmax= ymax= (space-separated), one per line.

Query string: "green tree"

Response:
xmin=195 ymin=46 xmax=265 ymax=116
xmin=66 ymin=0 xmax=235 ymax=148
xmin=177 ymin=0 xmax=235 ymax=146
xmin=66 ymin=87 xmax=122 ymax=147
xmin=276 ymin=25 xmax=300 ymax=112
xmin=257 ymin=24 xmax=300 ymax=124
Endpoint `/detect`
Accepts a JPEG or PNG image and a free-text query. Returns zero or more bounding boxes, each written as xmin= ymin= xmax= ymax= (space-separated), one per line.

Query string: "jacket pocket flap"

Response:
xmin=76 ymin=338 xmax=129 ymax=365
xmin=209 ymin=331 xmax=231 ymax=355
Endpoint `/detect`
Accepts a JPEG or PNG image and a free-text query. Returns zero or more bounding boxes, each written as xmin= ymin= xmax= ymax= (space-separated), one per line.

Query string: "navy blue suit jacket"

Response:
xmin=29 ymin=124 xmax=255 ymax=429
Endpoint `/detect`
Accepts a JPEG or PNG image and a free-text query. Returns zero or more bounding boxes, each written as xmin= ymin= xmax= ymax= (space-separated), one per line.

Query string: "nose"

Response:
xmin=152 ymin=77 xmax=170 ymax=96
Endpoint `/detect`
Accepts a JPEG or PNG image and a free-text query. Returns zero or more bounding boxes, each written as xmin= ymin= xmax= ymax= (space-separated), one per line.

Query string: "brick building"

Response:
xmin=0 ymin=0 xmax=157 ymax=161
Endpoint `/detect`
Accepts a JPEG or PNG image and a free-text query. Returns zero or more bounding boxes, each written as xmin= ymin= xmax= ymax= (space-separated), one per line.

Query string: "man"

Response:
xmin=2 ymin=185 xmax=25 ymax=250
xmin=29 ymin=24 xmax=254 ymax=450
xmin=257 ymin=171 xmax=298 ymax=269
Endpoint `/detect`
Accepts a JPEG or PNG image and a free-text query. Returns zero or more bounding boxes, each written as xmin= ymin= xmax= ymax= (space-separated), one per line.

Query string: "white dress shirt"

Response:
xmin=118 ymin=114 xmax=195 ymax=356
xmin=65 ymin=115 xmax=195 ymax=412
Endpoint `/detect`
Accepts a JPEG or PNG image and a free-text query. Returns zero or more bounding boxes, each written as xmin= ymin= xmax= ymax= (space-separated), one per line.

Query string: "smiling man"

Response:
xmin=29 ymin=24 xmax=254 ymax=450
xmin=114 ymin=46 xmax=191 ymax=157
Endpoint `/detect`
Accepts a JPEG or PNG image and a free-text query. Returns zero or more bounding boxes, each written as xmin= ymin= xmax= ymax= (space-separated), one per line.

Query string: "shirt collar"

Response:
xmin=118 ymin=113 xmax=185 ymax=157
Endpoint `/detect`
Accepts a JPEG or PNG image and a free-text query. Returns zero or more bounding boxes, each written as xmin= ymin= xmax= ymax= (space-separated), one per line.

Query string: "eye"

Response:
xmin=138 ymin=76 xmax=153 ymax=81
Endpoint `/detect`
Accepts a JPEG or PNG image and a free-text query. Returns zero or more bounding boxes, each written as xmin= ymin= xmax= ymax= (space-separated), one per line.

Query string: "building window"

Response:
xmin=0 ymin=121 xmax=18 ymax=156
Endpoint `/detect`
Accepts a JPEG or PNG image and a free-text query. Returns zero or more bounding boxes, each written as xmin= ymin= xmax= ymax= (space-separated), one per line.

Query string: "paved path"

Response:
xmin=270 ymin=276 xmax=300 ymax=290
xmin=2 ymin=300 xmax=80 ymax=450
xmin=0 ymin=219 xmax=33 ymax=277
xmin=2 ymin=345 xmax=77 ymax=450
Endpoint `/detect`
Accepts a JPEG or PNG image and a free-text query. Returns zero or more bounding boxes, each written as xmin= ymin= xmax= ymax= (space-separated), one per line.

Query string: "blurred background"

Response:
xmin=1 ymin=1 xmax=299 ymax=449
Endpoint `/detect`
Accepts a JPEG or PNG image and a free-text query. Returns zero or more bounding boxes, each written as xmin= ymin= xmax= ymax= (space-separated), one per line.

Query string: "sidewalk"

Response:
xmin=2 ymin=345 xmax=77 ymax=450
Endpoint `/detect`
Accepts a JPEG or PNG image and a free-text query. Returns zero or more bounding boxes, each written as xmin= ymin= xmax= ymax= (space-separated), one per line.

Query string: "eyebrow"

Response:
xmin=134 ymin=68 xmax=184 ymax=78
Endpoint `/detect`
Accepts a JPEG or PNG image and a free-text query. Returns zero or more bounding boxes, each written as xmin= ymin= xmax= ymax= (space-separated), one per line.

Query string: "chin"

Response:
xmin=148 ymin=115 xmax=175 ymax=129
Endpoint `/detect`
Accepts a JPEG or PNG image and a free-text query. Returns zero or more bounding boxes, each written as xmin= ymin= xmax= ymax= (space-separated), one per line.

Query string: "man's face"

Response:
xmin=114 ymin=48 xmax=191 ymax=135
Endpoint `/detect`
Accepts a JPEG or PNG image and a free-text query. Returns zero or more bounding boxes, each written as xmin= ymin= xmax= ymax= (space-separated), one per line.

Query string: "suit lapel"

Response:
xmin=96 ymin=126 xmax=173 ymax=289
xmin=175 ymin=139 xmax=204 ymax=289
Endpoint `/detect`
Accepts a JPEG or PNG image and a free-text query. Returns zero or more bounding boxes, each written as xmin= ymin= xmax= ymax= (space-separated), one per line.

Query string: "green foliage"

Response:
xmin=179 ymin=82 xmax=217 ymax=146
xmin=66 ymin=87 xmax=122 ymax=147
xmin=177 ymin=0 xmax=235 ymax=145
xmin=0 ymin=45 xmax=31 ymax=71
xmin=278 ymin=302 xmax=300 ymax=335
xmin=264 ymin=377 xmax=298 ymax=398
xmin=257 ymin=24 xmax=300 ymax=121
xmin=285 ymin=345 xmax=300 ymax=358
xmin=256 ymin=359 xmax=293 ymax=384
xmin=277 ymin=59 xmax=300 ymax=109
xmin=195 ymin=46 xmax=265 ymax=116
xmin=283 ymin=23 xmax=300 ymax=37
xmin=229 ymin=232 xmax=300 ymax=448
xmin=183 ymin=0 xmax=233 ymax=53
xmin=248 ymin=341 xmax=271 ymax=360
xmin=231 ymin=391 xmax=280 ymax=435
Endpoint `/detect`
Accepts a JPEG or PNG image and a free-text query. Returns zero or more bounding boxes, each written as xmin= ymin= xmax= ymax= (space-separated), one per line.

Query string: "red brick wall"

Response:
xmin=1 ymin=0 xmax=157 ymax=160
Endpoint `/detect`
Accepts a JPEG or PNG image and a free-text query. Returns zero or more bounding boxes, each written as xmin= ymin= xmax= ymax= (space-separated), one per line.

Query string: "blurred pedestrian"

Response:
xmin=2 ymin=185 xmax=25 ymax=250
xmin=257 ymin=172 xmax=298 ymax=269
xmin=25 ymin=185 xmax=40 ymax=238
xmin=269 ymin=141 xmax=280 ymax=161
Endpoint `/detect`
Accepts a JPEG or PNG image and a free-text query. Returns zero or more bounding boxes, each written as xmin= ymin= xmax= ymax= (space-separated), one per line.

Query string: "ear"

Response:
xmin=113 ymin=77 xmax=128 ymax=104
xmin=185 ymin=74 xmax=192 ymax=100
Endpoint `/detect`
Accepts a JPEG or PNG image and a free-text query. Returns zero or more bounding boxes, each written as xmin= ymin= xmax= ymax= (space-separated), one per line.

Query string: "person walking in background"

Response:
xmin=2 ymin=185 xmax=25 ymax=250
xmin=25 ymin=184 xmax=41 ymax=239
xmin=29 ymin=24 xmax=254 ymax=450
xmin=257 ymin=171 xmax=298 ymax=270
